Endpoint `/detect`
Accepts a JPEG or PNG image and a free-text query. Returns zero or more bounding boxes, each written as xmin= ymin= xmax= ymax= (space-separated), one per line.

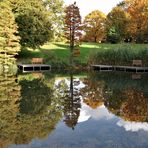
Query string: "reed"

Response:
xmin=89 ymin=44 xmax=148 ymax=66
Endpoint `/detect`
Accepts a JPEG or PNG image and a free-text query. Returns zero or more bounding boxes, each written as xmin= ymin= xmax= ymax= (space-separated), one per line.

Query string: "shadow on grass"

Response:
xmin=53 ymin=43 xmax=69 ymax=49
xmin=17 ymin=43 xmax=101 ymax=65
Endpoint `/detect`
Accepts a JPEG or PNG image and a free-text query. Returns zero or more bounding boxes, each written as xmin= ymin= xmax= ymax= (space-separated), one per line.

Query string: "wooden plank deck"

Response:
xmin=18 ymin=64 xmax=51 ymax=73
xmin=91 ymin=65 xmax=148 ymax=73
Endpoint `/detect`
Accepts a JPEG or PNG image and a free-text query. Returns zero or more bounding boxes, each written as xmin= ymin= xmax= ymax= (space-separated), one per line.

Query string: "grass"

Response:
xmin=17 ymin=42 xmax=148 ymax=67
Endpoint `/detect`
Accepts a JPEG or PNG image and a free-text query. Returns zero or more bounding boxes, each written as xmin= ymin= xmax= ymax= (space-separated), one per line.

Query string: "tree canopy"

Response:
xmin=83 ymin=10 xmax=106 ymax=43
xmin=9 ymin=0 xmax=53 ymax=49
xmin=106 ymin=6 xmax=129 ymax=43
xmin=125 ymin=0 xmax=148 ymax=43
xmin=82 ymin=0 xmax=147 ymax=43
xmin=106 ymin=0 xmax=148 ymax=43
xmin=44 ymin=0 xmax=65 ymax=41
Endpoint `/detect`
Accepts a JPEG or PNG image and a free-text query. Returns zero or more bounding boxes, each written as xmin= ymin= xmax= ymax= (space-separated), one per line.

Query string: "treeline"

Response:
xmin=82 ymin=0 xmax=148 ymax=43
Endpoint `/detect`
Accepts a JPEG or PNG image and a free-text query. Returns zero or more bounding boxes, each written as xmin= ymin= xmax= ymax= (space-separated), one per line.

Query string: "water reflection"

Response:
xmin=80 ymin=78 xmax=104 ymax=109
xmin=86 ymin=72 xmax=148 ymax=122
xmin=54 ymin=72 xmax=82 ymax=130
xmin=0 ymin=73 xmax=62 ymax=147
xmin=53 ymin=71 xmax=148 ymax=129
xmin=0 ymin=74 xmax=21 ymax=148
xmin=0 ymin=71 xmax=148 ymax=148
xmin=19 ymin=76 xmax=52 ymax=114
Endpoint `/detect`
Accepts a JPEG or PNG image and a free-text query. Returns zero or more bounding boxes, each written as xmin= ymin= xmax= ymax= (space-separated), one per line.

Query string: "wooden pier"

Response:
xmin=18 ymin=64 xmax=51 ymax=73
xmin=91 ymin=65 xmax=148 ymax=73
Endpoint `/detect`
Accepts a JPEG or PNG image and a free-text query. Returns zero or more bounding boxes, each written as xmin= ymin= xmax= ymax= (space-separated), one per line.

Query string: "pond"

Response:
xmin=0 ymin=71 xmax=148 ymax=148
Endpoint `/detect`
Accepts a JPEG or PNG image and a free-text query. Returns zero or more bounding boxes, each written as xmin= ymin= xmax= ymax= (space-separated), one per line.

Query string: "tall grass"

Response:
xmin=89 ymin=44 xmax=148 ymax=66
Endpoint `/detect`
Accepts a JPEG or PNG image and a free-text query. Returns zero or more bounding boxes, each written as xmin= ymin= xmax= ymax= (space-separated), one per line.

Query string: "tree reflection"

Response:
xmin=0 ymin=73 xmax=62 ymax=146
xmin=19 ymin=78 xmax=52 ymax=114
xmin=82 ymin=72 xmax=148 ymax=122
xmin=16 ymin=75 xmax=62 ymax=144
xmin=55 ymin=73 xmax=81 ymax=129
xmin=80 ymin=78 xmax=104 ymax=109
xmin=0 ymin=74 xmax=21 ymax=148
xmin=104 ymin=89 xmax=126 ymax=116
xmin=121 ymin=89 xmax=148 ymax=122
xmin=105 ymin=89 xmax=148 ymax=122
xmin=63 ymin=74 xmax=81 ymax=129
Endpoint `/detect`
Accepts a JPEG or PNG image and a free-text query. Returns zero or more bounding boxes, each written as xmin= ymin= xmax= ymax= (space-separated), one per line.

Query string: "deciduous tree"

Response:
xmin=44 ymin=0 xmax=65 ymax=41
xmin=106 ymin=6 xmax=129 ymax=43
xmin=125 ymin=0 xmax=148 ymax=43
xmin=9 ymin=0 xmax=52 ymax=49
xmin=83 ymin=10 xmax=106 ymax=43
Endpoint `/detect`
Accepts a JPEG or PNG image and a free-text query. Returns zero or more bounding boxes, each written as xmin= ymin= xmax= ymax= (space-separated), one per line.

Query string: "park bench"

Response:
xmin=132 ymin=60 xmax=142 ymax=67
xmin=32 ymin=58 xmax=43 ymax=64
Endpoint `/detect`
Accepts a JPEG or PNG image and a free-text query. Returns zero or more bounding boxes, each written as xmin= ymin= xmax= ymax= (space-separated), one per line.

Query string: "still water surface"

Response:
xmin=0 ymin=72 xmax=148 ymax=148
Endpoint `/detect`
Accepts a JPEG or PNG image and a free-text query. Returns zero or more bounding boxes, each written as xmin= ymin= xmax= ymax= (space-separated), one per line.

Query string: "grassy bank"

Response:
xmin=17 ymin=42 xmax=148 ymax=68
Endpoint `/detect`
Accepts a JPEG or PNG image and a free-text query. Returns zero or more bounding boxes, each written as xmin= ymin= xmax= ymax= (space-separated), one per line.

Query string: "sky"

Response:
xmin=64 ymin=0 xmax=123 ymax=18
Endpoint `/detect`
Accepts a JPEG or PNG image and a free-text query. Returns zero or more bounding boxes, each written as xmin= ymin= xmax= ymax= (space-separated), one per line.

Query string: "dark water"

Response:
xmin=0 ymin=72 xmax=148 ymax=148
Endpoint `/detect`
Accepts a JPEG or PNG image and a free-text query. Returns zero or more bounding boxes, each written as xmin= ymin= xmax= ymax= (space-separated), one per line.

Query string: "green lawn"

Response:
xmin=18 ymin=42 xmax=148 ymax=66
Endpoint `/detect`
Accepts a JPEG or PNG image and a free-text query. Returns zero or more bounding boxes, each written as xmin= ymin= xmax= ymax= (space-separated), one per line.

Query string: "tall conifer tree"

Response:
xmin=64 ymin=2 xmax=82 ymax=64
xmin=0 ymin=1 xmax=20 ymax=66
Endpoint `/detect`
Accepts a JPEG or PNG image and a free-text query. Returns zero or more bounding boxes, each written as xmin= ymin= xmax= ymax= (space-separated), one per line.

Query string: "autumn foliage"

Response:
xmin=126 ymin=0 xmax=148 ymax=43
xmin=83 ymin=10 xmax=106 ymax=43
xmin=82 ymin=0 xmax=148 ymax=43
xmin=64 ymin=2 xmax=82 ymax=59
